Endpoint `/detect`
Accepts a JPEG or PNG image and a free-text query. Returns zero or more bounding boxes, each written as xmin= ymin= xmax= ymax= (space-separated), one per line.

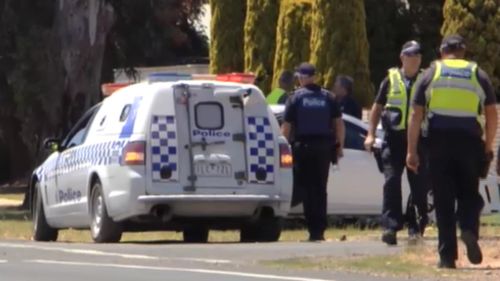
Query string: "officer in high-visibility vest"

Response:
xmin=364 ymin=40 xmax=429 ymax=246
xmin=267 ymin=70 xmax=295 ymax=105
xmin=282 ymin=62 xmax=345 ymax=241
xmin=407 ymin=34 xmax=497 ymax=268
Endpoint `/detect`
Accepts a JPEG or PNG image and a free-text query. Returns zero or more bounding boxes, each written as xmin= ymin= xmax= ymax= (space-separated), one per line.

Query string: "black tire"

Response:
xmin=183 ymin=226 xmax=209 ymax=243
xmin=240 ymin=225 xmax=258 ymax=242
xmin=240 ymin=217 xmax=282 ymax=243
xmin=32 ymin=182 xmax=58 ymax=242
xmin=90 ymin=181 xmax=122 ymax=243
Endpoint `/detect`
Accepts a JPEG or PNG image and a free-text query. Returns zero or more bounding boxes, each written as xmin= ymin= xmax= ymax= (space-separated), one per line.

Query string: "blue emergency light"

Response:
xmin=148 ymin=72 xmax=192 ymax=83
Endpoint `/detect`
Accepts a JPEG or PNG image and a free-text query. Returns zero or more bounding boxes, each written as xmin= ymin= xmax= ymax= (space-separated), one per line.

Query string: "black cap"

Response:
xmin=279 ymin=70 xmax=295 ymax=84
xmin=440 ymin=34 xmax=466 ymax=52
xmin=401 ymin=40 xmax=421 ymax=56
xmin=295 ymin=62 xmax=316 ymax=77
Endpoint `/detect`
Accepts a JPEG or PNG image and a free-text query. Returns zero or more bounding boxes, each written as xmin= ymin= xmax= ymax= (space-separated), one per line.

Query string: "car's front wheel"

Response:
xmin=32 ymin=182 xmax=58 ymax=242
xmin=90 ymin=181 xmax=122 ymax=243
xmin=183 ymin=225 xmax=209 ymax=243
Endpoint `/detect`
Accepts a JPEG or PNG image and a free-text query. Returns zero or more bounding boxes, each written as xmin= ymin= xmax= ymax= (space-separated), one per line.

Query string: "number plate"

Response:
xmin=195 ymin=162 xmax=232 ymax=177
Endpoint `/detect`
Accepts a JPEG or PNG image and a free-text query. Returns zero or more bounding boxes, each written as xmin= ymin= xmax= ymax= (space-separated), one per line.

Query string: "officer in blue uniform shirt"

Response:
xmin=281 ymin=62 xmax=345 ymax=241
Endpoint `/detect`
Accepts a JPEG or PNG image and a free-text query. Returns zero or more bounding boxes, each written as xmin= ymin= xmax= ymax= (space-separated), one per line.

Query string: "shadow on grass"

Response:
xmin=120 ymin=240 xmax=243 ymax=245
xmin=0 ymin=207 xmax=30 ymax=221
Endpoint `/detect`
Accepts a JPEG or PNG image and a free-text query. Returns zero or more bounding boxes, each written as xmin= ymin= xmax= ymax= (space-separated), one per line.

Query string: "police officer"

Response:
xmin=364 ymin=40 xmax=428 ymax=245
xmin=407 ymin=34 xmax=497 ymax=268
xmin=281 ymin=62 xmax=345 ymax=241
xmin=267 ymin=70 xmax=295 ymax=105
xmin=333 ymin=75 xmax=362 ymax=119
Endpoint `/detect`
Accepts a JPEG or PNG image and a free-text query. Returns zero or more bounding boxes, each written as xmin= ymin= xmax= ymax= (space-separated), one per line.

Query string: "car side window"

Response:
xmin=344 ymin=120 xmax=367 ymax=150
xmin=66 ymin=128 xmax=87 ymax=148
xmin=119 ymin=104 xmax=131 ymax=122
xmin=62 ymin=104 xmax=101 ymax=149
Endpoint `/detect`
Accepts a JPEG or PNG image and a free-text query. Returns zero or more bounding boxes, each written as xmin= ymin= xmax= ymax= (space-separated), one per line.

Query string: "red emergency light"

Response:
xmin=215 ymin=73 xmax=256 ymax=84
xmin=101 ymin=83 xmax=131 ymax=97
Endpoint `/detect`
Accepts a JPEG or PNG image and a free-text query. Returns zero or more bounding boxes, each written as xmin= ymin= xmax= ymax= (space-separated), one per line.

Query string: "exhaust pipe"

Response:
xmin=152 ymin=205 xmax=172 ymax=223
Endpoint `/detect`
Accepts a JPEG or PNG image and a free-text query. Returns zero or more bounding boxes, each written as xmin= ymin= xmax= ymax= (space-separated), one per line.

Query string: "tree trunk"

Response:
xmin=0 ymin=0 xmax=114 ymax=207
xmin=55 ymin=0 xmax=114 ymax=132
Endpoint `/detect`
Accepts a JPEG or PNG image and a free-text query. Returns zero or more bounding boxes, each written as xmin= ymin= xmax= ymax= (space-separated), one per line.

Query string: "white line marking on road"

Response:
xmin=27 ymin=260 xmax=336 ymax=281
xmin=0 ymin=243 xmax=230 ymax=264
xmin=0 ymin=259 xmax=7 ymax=263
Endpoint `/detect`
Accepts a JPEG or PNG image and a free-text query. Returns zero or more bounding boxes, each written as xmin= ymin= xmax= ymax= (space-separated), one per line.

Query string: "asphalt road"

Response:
xmin=0 ymin=240 xmax=411 ymax=281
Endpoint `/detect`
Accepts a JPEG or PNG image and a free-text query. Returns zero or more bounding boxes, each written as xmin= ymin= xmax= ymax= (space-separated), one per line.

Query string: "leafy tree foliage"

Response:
xmin=244 ymin=0 xmax=279 ymax=93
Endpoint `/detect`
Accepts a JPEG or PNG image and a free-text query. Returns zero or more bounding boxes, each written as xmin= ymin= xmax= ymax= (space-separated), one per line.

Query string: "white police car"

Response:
xmin=271 ymin=105 xmax=500 ymax=218
xmin=30 ymin=73 xmax=293 ymax=243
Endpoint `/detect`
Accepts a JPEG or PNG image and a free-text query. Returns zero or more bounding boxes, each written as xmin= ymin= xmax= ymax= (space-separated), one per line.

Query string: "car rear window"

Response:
xmin=195 ymin=102 xmax=224 ymax=130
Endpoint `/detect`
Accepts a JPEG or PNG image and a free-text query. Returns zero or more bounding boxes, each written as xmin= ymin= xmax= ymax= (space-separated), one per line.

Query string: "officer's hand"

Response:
xmin=364 ymin=135 xmax=375 ymax=152
xmin=406 ymin=153 xmax=419 ymax=173
xmin=337 ymin=147 xmax=344 ymax=159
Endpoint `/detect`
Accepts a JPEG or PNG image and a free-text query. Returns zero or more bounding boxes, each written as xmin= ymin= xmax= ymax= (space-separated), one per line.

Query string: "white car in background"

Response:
xmin=270 ymin=105 xmax=500 ymax=218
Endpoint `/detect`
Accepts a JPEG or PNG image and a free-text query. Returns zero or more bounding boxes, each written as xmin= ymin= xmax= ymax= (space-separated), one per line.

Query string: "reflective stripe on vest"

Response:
xmin=266 ymin=88 xmax=285 ymax=104
xmin=385 ymin=68 xmax=409 ymax=130
xmin=425 ymin=59 xmax=484 ymax=131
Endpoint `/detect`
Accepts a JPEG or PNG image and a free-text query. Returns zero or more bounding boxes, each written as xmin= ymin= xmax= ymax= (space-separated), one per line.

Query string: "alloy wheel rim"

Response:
xmin=91 ymin=192 xmax=104 ymax=237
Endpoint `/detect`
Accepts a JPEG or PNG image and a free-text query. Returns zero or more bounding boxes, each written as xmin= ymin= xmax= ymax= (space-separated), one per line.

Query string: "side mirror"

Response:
xmin=43 ymin=138 xmax=60 ymax=152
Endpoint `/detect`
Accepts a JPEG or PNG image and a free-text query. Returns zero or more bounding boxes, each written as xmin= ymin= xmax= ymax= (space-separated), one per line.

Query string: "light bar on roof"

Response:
xmin=148 ymin=72 xmax=192 ymax=83
xmin=146 ymin=72 xmax=256 ymax=84
xmin=216 ymin=73 xmax=256 ymax=84
xmin=101 ymin=82 xmax=131 ymax=96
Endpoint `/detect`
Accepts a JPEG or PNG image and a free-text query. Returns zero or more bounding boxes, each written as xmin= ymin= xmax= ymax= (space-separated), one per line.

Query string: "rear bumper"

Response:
xmin=137 ymin=194 xmax=285 ymax=203
xmin=133 ymin=194 xmax=289 ymax=219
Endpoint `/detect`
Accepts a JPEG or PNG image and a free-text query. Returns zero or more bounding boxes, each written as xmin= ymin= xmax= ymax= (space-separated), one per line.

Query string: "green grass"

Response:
xmin=0 ymin=193 xmax=24 ymax=201
xmin=0 ymin=206 xmax=379 ymax=243
xmin=481 ymin=213 xmax=500 ymax=225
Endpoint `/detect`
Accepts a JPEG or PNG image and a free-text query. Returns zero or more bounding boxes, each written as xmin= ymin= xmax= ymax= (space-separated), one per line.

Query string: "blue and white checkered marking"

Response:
xmin=37 ymin=140 xmax=128 ymax=179
xmin=151 ymin=115 xmax=178 ymax=181
xmin=247 ymin=116 xmax=275 ymax=184
xmin=56 ymin=140 xmax=127 ymax=177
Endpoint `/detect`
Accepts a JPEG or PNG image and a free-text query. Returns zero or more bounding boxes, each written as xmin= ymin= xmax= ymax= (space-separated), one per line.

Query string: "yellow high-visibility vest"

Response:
xmin=424 ymin=59 xmax=485 ymax=135
xmin=384 ymin=68 xmax=417 ymax=130
xmin=266 ymin=88 xmax=285 ymax=104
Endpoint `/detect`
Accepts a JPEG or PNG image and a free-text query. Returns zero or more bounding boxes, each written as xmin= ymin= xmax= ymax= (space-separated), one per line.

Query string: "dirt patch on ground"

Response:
xmin=0 ymin=198 xmax=22 ymax=207
xmin=413 ymin=239 xmax=500 ymax=277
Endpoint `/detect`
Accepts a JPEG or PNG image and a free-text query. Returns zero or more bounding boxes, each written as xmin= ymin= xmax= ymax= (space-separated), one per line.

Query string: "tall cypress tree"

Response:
xmin=209 ymin=0 xmax=246 ymax=74
xmin=441 ymin=0 xmax=500 ymax=92
xmin=408 ymin=0 xmax=444 ymax=67
xmin=365 ymin=0 xmax=412 ymax=87
xmin=244 ymin=0 xmax=279 ymax=93
xmin=272 ymin=0 xmax=312 ymax=89
xmin=310 ymin=0 xmax=374 ymax=106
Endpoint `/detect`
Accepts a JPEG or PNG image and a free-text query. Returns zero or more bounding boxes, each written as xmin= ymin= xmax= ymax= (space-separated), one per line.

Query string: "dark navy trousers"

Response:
xmin=381 ymin=130 xmax=429 ymax=235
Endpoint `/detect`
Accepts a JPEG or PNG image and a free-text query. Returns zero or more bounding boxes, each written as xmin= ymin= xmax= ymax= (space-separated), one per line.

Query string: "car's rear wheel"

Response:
xmin=240 ymin=217 xmax=282 ymax=242
xmin=32 ymin=182 xmax=58 ymax=242
xmin=90 ymin=181 xmax=122 ymax=243
xmin=183 ymin=225 xmax=209 ymax=243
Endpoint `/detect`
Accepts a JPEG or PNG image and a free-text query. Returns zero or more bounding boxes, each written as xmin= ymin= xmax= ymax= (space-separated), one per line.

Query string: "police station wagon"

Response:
xmin=30 ymin=73 xmax=293 ymax=243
